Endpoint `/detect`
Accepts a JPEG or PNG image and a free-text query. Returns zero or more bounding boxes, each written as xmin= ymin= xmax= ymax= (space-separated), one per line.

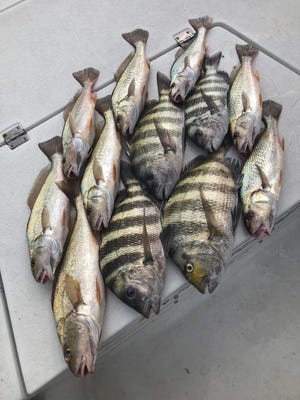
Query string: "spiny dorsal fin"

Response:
xmin=41 ymin=206 xmax=51 ymax=232
xmin=122 ymin=28 xmax=149 ymax=47
xmin=154 ymin=120 xmax=176 ymax=154
xmin=93 ymin=161 xmax=105 ymax=183
xmin=63 ymin=90 xmax=81 ymax=122
xmin=142 ymin=207 xmax=154 ymax=265
xmin=114 ymin=51 xmax=135 ymax=81
xmin=65 ymin=274 xmax=85 ymax=309
xmin=38 ymin=136 xmax=62 ymax=160
xmin=256 ymin=164 xmax=271 ymax=189
xmin=27 ymin=165 xmax=51 ymax=210
xmin=72 ymin=67 xmax=99 ymax=87
xmin=199 ymin=187 xmax=222 ymax=240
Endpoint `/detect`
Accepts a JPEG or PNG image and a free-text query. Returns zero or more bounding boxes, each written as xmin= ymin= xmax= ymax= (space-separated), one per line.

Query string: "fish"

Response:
xmin=229 ymin=44 xmax=262 ymax=153
xmin=81 ymin=95 xmax=122 ymax=231
xmin=240 ymin=100 xmax=284 ymax=237
xmin=112 ymin=28 xmax=150 ymax=137
xmin=162 ymin=145 xmax=241 ymax=293
xmin=184 ymin=51 xmax=230 ymax=152
xmin=130 ymin=71 xmax=185 ymax=201
xmin=52 ymin=181 xmax=106 ymax=377
xmin=26 ymin=136 xmax=72 ymax=283
xmin=99 ymin=162 xmax=166 ymax=318
xmin=170 ymin=16 xmax=212 ymax=103
xmin=62 ymin=67 xmax=99 ymax=178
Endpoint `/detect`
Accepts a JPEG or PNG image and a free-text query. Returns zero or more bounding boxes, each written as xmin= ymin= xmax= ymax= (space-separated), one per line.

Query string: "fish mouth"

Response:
xmin=171 ymin=89 xmax=184 ymax=103
xmin=94 ymin=216 xmax=104 ymax=231
xmin=253 ymin=224 xmax=271 ymax=238
xmin=141 ymin=296 xmax=161 ymax=318
xmin=196 ymin=275 xmax=220 ymax=294
xmin=37 ymin=269 xmax=52 ymax=284
xmin=66 ymin=166 xmax=79 ymax=179
xmin=75 ymin=356 xmax=94 ymax=377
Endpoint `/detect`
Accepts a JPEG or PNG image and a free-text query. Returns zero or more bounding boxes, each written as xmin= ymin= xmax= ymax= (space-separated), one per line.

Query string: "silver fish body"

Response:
xmin=229 ymin=45 xmax=262 ymax=153
xmin=241 ymin=100 xmax=284 ymax=237
xmin=112 ymin=29 xmax=150 ymax=137
xmin=99 ymin=162 xmax=166 ymax=318
xmin=26 ymin=136 xmax=71 ymax=283
xmin=81 ymin=95 xmax=121 ymax=230
xmin=52 ymin=182 xmax=105 ymax=377
xmin=162 ymin=147 xmax=240 ymax=293
xmin=184 ymin=51 xmax=229 ymax=152
xmin=130 ymin=72 xmax=185 ymax=201
xmin=170 ymin=16 xmax=212 ymax=103
xmin=62 ymin=67 xmax=99 ymax=178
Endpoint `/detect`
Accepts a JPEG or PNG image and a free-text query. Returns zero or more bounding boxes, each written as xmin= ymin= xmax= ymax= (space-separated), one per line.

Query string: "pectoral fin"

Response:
xmin=69 ymin=114 xmax=80 ymax=137
xmin=127 ymin=79 xmax=136 ymax=97
xmin=199 ymin=187 xmax=222 ymax=240
xmin=41 ymin=206 xmax=52 ymax=232
xmin=154 ymin=120 xmax=176 ymax=154
xmin=143 ymin=207 xmax=154 ymax=265
xmin=255 ymin=164 xmax=271 ymax=188
xmin=200 ymin=90 xmax=219 ymax=114
xmin=65 ymin=274 xmax=85 ymax=309
xmin=93 ymin=162 xmax=105 ymax=184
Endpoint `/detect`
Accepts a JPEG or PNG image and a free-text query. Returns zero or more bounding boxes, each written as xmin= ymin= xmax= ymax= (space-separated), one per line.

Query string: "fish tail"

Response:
xmin=235 ymin=44 xmax=258 ymax=63
xmin=156 ymin=71 xmax=171 ymax=93
xmin=95 ymin=95 xmax=112 ymax=116
xmin=38 ymin=136 xmax=62 ymax=160
xmin=72 ymin=67 xmax=100 ymax=87
xmin=204 ymin=51 xmax=222 ymax=69
xmin=122 ymin=28 xmax=149 ymax=47
xmin=262 ymin=100 xmax=282 ymax=120
xmin=188 ymin=16 xmax=213 ymax=31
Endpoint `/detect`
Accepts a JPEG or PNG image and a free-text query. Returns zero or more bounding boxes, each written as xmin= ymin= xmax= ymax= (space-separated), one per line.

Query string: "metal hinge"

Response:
xmin=173 ymin=27 xmax=195 ymax=45
xmin=0 ymin=123 xmax=28 ymax=150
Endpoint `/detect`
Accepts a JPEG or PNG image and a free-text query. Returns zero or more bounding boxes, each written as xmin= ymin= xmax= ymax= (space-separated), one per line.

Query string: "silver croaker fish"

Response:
xmin=62 ymin=67 xmax=99 ymax=178
xmin=26 ymin=136 xmax=71 ymax=283
xmin=241 ymin=100 xmax=284 ymax=237
xmin=170 ymin=16 xmax=212 ymax=103
xmin=112 ymin=28 xmax=150 ymax=136
xmin=52 ymin=181 xmax=106 ymax=377
xmin=229 ymin=44 xmax=262 ymax=153
xmin=81 ymin=95 xmax=121 ymax=230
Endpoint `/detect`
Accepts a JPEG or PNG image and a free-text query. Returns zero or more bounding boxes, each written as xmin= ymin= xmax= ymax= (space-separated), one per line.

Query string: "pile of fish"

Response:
xmin=26 ymin=17 xmax=284 ymax=377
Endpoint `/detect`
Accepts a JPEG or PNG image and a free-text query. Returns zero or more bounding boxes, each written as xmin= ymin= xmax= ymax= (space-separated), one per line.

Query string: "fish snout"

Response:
xmin=36 ymin=268 xmax=53 ymax=284
xmin=75 ymin=355 xmax=95 ymax=377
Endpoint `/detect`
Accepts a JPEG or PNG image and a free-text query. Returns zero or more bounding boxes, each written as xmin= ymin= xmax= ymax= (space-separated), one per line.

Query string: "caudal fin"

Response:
xmin=262 ymin=100 xmax=282 ymax=120
xmin=188 ymin=16 xmax=213 ymax=31
xmin=56 ymin=180 xmax=80 ymax=205
xmin=72 ymin=67 xmax=99 ymax=87
xmin=95 ymin=95 xmax=112 ymax=116
xmin=38 ymin=136 xmax=62 ymax=160
xmin=204 ymin=51 xmax=222 ymax=70
xmin=236 ymin=44 xmax=259 ymax=63
xmin=156 ymin=71 xmax=171 ymax=93
xmin=122 ymin=28 xmax=149 ymax=47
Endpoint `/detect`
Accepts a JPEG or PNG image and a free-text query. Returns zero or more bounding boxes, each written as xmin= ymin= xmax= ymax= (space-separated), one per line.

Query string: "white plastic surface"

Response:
xmin=0 ymin=0 xmax=299 ymax=398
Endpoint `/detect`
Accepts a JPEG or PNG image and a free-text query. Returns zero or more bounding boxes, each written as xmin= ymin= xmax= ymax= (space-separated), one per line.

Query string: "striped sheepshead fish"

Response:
xmin=99 ymin=162 xmax=166 ymax=318
xmin=184 ymin=51 xmax=230 ymax=152
xmin=81 ymin=95 xmax=122 ymax=231
xmin=130 ymin=71 xmax=185 ymax=201
xmin=162 ymin=145 xmax=241 ymax=293
xmin=241 ymin=100 xmax=284 ymax=237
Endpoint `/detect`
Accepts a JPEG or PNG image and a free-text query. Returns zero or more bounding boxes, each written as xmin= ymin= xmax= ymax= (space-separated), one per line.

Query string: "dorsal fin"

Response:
xmin=142 ymin=207 xmax=154 ymax=265
xmin=27 ymin=165 xmax=51 ymax=210
xmin=114 ymin=51 xmax=135 ymax=81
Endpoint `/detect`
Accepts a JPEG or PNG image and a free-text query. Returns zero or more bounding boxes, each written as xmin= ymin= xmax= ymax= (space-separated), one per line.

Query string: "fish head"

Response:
xmin=243 ymin=190 xmax=277 ymax=237
xmin=30 ymin=241 xmax=53 ymax=283
xmin=61 ymin=313 xmax=99 ymax=377
xmin=173 ymin=243 xmax=225 ymax=294
xmin=63 ymin=137 xmax=89 ymax=178
xmin=114 ymin=100 xmax=137 ymax=136
xmin=86 ymin=186 xmax=111 ymax=230
xmin=170 ymin=69 xmax=194 ymax=103
xmin=233 ymin=112 xmax=256 ymax=153
xmin=191 ymin=113 xmax=227 ymax=152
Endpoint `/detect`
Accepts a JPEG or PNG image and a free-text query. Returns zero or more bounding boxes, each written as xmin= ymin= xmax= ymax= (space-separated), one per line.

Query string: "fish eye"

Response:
xmin=116 ymin=115 xmax=122 ymax=124
xmin=64 ymin=346 xmax=71 ymax=359
xmin=233 ymin=131 xmax=240 ymax=139
xmin=185 ymin=263 xmax=194 ymax=273
xmin=31 ymin=259 xmax=35 ymax=266
xmin=86 ymin=207 xmax=92 ymax=216
xmin=126 ymin=286 xmax=136 ymax=299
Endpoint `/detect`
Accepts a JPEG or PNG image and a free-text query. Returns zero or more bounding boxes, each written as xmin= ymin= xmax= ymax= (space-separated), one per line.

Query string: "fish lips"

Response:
xmin=73 ymin=355 xmax=95 ymax=377
xmin=140 ymin=295 xmax=161 ymax=318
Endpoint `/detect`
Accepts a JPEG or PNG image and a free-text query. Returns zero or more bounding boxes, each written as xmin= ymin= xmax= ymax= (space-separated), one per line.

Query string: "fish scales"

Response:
xmin=163 ymin=149 xmax=238 ymax=293
xmin=130 ymin=72 xmax=185 ymax=201
xmin=100 ymin=166 xmax=166 ymax=318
